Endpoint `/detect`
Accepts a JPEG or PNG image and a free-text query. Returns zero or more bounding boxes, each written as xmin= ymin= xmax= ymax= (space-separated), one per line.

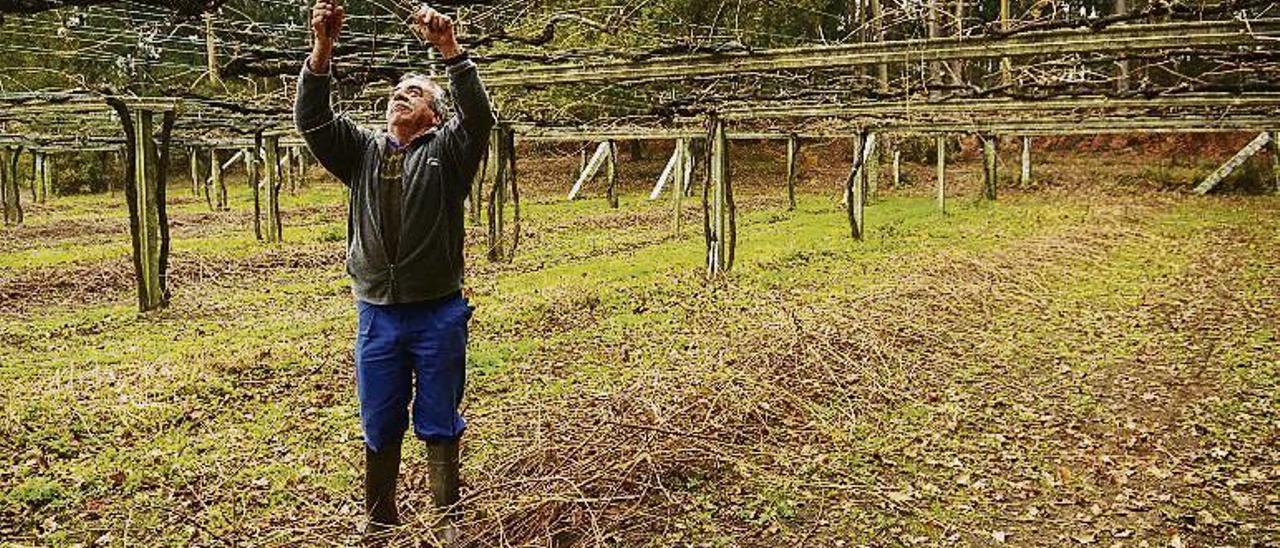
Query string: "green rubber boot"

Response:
xmin=363 ymin=440 xmax=402 ymax=539
xmin=426 ymin=440 xmax=461 ymax=544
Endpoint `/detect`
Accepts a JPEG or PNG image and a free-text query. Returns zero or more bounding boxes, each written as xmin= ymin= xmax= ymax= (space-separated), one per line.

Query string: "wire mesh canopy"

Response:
xmin=0 ymin=0 xmax=1277 ymax=146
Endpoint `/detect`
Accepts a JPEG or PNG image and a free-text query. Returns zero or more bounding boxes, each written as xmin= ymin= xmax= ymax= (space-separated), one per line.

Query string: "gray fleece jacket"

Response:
xmin=295 ymin=55 xmax=497 ymax=305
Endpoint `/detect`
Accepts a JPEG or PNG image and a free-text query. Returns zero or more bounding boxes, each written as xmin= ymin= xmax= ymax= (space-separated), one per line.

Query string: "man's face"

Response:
xmin=386 ymin=76 xmax=439 ymax=134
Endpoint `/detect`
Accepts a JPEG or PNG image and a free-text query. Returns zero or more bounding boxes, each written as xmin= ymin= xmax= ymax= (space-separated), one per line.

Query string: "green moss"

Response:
xmin=9 ymin=477 xmax=65 ymax=508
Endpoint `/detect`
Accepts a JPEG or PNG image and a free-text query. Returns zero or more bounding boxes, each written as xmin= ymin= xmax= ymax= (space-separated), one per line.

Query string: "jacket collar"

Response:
xmin=386 ymin=126 xmax=439 ymax=152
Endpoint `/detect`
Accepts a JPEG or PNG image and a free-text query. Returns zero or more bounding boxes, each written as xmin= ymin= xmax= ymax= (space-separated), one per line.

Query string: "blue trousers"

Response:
xmin=355 ymin=292 xmax=471 ymax=452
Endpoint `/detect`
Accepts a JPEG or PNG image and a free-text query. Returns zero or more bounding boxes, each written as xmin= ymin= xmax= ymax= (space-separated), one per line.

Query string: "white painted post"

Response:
xmin=680 ymin=138 xmax=693 ymax=196
xmin=567 ymin=141 xmax=610 ymax=200
xmin=1194 ymin=131 xmax=1272 ymax=195
xmin=649 ymin=143 xmax=681 ymax=200
xmin=1020 ymin=136 xmax=1032 ymax=188
xmin=221 ymin=149 xmax=243 ymax=172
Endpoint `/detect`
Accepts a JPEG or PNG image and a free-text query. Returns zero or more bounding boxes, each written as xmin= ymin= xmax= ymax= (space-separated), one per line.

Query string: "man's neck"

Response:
xmin=388 ymin=124 xmax=430 ymax=149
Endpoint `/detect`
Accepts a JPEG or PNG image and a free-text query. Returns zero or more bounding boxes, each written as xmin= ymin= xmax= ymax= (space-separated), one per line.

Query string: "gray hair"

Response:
xmin=398 ymin=72 xmax=447 ymax=122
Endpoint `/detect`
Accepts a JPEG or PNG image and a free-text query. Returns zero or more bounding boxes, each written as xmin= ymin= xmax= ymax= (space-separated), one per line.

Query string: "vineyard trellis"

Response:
xmin=1 ymin=0 xmax=1278 ymax=311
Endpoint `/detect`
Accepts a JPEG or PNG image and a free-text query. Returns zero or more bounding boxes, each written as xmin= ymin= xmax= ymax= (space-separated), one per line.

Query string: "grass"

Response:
xmin=1 ymin=149 xmax=1277 ymax=546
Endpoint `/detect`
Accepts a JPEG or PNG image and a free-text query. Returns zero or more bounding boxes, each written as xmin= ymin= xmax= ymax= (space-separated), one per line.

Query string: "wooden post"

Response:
xmin=936 ymin=135 xmax=946 ymax=213
xmin=491 ymin=128 xmax=505 ymax=260
xmin=672 ymin=137 xmax=687 ymax=236
xmin=205 ymin=13 xmax=221 ymax=87
xmin=842 ymin=133 xmax=862 ymax=207
xmin=202 ymin=148 xmax=214 ymax=210
xmin=845 ymin=133 xmax=874 ymax=241
xmin=0 ymin=149 xmax=7 ymax=223
xmin=243 ymin=146 xmax=253 ymax=184
xmin=686 ymin=138 xmax=696 ymax=195
xmin=103 ymin=99 xmax=175 ymax=312
xmin=190 ymin=147 xmax=201 ymax=195
xmin=686 ymin=140 xmax=701 ymax=197
xmin=892 ymin=145 xmax=902 ymax=189
xmin=27 ymin=150 xmax=37 ymax=203
xmin=281 ymin=144 xmax=294 ymax=195
xmin=45 ymin=153 xmax=55 ymax=202
xmin=31 ymin=152 xmax=42 ymax=202
xmin=34 ymin=151 xmax=46 ymax=204
xmin=606 ymin=139 xmax=619 ymax=208
xmin=130 ymin=109 xmax=165 ymax=311
xmin=249 ymin=139 xmax=261 ymax=240
xmin=262 ymin=135 xmax=283 ymax=242
xmin=211 ymin=148 xmax=226 ymax=210
xmin=865 ymin=132 xmax=880 ymax=203
xmin=1 ymin=146 xmax=21 ymax=225
xmin=506 ymin=128 xmax=520 ymax=260
xmin=786 ymin=134 xmax=798 ymax=211
xmin=296 ymin=147 xmax=308 ymax=183
xmin=983 ymin=135 xmax=998 ymax=201
xmin=45 ymin=153 xmax=55 ymax=199
xmin=486 ymin=125 xmax=519 ymax=262
xmin=472 ymin=137 xmax=494 ymax=222
xmin=706 ymin=116 xmax=734 ymax=274
xmin=1020 ymin=136 xmax=1032 ymax=188
xmin=1272 ymin=130 xmax=1280 ymax=194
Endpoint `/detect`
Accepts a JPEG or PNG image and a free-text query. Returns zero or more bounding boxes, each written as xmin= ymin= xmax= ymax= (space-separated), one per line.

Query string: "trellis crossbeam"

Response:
xmin=481 ymin=19 xmax=1280 ymax=88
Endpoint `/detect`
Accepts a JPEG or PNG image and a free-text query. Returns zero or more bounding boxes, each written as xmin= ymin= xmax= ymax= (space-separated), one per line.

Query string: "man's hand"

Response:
xmin=412 ymin=5 xmax=462 ymax=60
xmin=309 ymin=0 xmax=345 ymax=73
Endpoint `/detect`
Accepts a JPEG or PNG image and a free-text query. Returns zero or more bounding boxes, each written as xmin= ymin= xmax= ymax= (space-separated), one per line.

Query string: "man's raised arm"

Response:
xmin=414 ymin=7 xmax=497 ymax=176
xmin=294 ymin=0 xmax=369 ymax=185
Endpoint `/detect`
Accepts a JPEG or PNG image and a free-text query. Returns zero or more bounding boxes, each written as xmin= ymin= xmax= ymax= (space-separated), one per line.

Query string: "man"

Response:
xmin=294 ymin=0 xmax=496 ymax=538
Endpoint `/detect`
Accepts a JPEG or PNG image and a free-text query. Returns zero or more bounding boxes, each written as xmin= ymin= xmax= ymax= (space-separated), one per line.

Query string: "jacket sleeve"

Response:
xmin=438 ymin=55 xmax=498 ymax=196
xmin=294 ymin=58 xmax=371 ymax=186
